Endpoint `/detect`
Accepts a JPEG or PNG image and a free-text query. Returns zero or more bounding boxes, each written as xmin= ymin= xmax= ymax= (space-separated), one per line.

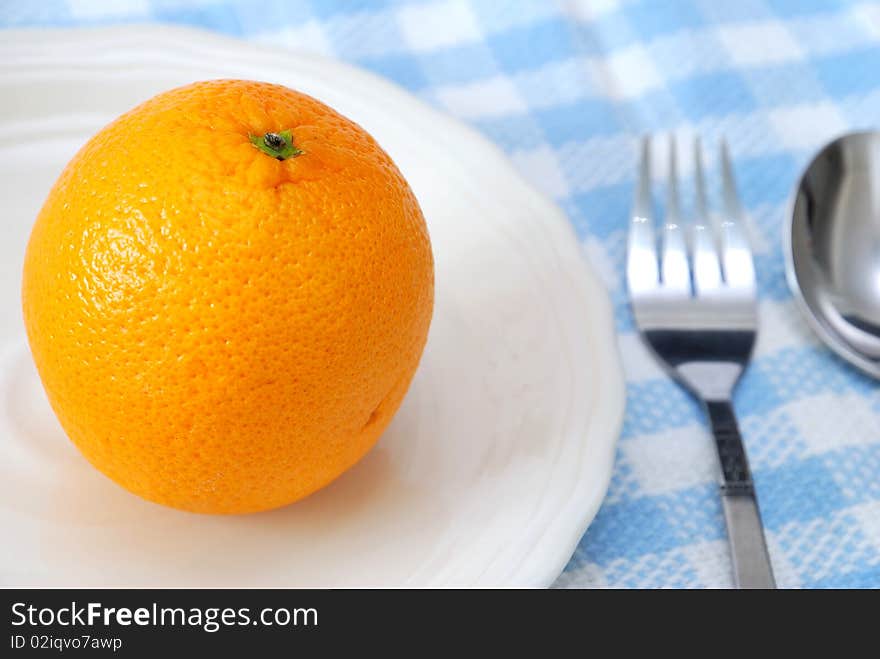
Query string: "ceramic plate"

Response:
xmin=0 ymin=25 xmax=624 ymax=587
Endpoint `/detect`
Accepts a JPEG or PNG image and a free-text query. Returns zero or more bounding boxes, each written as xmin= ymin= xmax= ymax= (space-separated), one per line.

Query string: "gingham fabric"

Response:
xmin=5 ymin=0 xmax=880 ymax=589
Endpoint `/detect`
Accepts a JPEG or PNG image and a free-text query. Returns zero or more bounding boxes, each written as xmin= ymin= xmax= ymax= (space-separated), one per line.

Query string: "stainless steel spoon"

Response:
xmin=786 ymin=131 xmax=880 ymax=377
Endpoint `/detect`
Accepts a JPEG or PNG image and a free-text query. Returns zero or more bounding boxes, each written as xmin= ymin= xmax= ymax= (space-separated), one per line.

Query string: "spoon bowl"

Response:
xmin=786 ymin=130 xmax=880 ymax=378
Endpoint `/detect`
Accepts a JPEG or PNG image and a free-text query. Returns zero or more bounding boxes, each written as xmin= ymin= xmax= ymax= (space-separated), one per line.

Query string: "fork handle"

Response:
xmin=705 ymin=400 xmax=776 ymax=589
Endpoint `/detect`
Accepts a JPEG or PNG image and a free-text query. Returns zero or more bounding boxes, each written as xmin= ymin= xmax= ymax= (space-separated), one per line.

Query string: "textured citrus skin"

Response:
xmin=22 ymin=80 xmax=434 ymax=514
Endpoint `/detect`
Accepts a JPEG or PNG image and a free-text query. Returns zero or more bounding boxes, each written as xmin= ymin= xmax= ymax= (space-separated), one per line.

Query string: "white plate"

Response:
xmin=0 ymin=25 xmax=624 ymax=587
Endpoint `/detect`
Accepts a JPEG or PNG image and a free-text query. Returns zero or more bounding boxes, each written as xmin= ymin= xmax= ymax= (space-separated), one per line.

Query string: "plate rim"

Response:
xmin=0 ymin=24 xmax=625 ymax=587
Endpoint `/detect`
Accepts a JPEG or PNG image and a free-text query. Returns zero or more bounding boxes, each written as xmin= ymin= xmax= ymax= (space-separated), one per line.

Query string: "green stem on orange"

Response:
xmin=249 ymin=130 xmax=303 ymax=160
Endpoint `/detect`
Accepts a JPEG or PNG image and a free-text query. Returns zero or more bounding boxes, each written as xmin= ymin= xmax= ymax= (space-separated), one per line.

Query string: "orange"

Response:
xmin=21 ymin=80 xmax=434 ymax=514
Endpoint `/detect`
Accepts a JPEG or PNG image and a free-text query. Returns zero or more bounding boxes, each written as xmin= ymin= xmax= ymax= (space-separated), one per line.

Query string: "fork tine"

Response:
xmin=660 ymin=135 xmax=690 ymax=295
xmin=692 ymin=137 xmax=723 ymax=294
xmin=720 ymin=138 xmax=745 ymax=221
xmin=634 ymin=135 xmax=652 ymax=221
xmin=719 ymin=139 xmax=756 ymax=292
xmin=627 ymin=136 xmax=659 ymax=295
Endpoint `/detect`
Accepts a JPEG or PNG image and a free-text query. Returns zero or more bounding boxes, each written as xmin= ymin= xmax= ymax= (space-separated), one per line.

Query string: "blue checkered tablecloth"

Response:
xmin=4 ymin=0 xmax=880 ymax=589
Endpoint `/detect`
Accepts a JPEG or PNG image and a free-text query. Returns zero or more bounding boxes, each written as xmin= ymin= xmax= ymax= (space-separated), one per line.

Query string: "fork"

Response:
xmin=626 ymin=136 xmax=775 ymax=589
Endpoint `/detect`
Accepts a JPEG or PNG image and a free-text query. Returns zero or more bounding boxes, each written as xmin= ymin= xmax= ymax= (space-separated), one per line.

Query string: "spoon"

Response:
xmin=786 ymin=130 xmax=880 ymax=377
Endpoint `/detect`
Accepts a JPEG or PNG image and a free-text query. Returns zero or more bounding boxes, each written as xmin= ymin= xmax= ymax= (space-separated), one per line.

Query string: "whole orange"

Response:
xmin=22 ymin=80 xmax=434 ymax=514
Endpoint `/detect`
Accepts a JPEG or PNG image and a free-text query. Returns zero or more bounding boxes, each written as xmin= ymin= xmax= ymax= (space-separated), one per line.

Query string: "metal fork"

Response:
xmin=627 ymin=136 xmax=775 ymax=589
